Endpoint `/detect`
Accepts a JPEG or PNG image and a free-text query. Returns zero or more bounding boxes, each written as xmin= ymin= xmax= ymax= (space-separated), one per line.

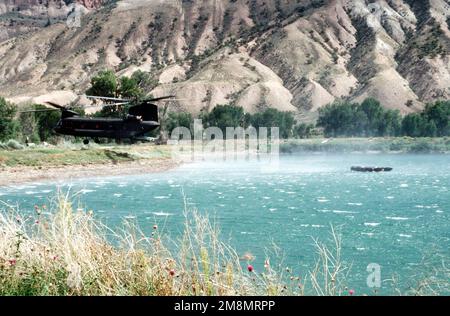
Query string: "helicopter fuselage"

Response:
xmin=54 ymin=116 xmax=160 ymax=140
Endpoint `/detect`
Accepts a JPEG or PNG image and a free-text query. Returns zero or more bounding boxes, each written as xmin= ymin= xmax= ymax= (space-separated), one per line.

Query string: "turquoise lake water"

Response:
xmin=1 ymin=154 xmax=449 ymax=294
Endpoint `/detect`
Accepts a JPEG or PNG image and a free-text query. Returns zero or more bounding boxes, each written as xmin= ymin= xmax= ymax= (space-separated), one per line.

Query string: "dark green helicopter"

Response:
xmin=26 ymin=95 xmax=175 ymax=144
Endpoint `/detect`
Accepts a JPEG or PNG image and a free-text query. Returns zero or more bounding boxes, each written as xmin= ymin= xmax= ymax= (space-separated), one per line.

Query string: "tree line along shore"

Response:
xmin=1 ymin=70 xmax=449 ymax=147
xmin=0 ymin=137 xmax=448 ymax=171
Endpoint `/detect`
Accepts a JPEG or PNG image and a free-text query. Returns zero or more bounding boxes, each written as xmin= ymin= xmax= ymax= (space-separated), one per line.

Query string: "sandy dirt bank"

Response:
xmin=0 ymin=158 xmax=179 ymax=187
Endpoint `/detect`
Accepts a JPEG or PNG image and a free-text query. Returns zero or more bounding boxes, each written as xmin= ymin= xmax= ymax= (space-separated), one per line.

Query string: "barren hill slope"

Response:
xmin=0 ymin=0 xmax=448 ymax=119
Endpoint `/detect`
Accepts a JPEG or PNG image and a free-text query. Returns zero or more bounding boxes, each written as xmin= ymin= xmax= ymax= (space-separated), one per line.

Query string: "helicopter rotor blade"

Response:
xmin=43 ymin=102 xmax=80 ymax=116
xmin=86 ymin=95 xmax=131 ymax=103
xmin=151 ymin=99 xmax=189 ymax=102
xmin=110 ymin=102 xmax=130 ymax=106
xmin=143 ymin=95 xmax=177 ymax=102
xmin=45 ymin=101 xmax=67 ymax=110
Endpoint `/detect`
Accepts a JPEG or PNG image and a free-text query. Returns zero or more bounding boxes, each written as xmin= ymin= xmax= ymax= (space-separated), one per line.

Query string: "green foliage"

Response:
xmin=280 ymin=137 xmax=450 ymax=154
xmin=401 ymin=113 xmax=430 ymax=137
xmin=87 ymin=70 xmax=155 ymax=118
xmin=317 ymin=100 xmax=362 ymax=137
xmin=417 ymin=20 xmax=445 ymax=58
xmin=0 ymin=97 xmax=20 ymax=142
xmin=318 ymin=98 xmax=448 ymax=138
xmin=166 ymin=112 xmax=194 ymax=134
xmin=423 ymin=100 xmax=450 ymax=136
xmin=318 ymin=98 xmax=402 ymax=137
xmin=250 ymin=108 xmax=296 ymax=138
xmin=294 ymin=123 xmax=315 ymax=139
xmin=199 ymin=105 xmax=297 ymax=139
xmin=409 ymin=140 xmax=434 ymax=153
xmin=202 ymin=104 xmax=246 ymax=133
xmin=87 ymin=69 xmax=152 ymax=101
xmin=402 ymin=101 xmax=449 ymax=137
xmin=86 ymin=70 xmax=118 ymax=98
xmin=379 ymin=109 xmax=402 ymax=137
xmin=33 ymin=104 xmax=61 ymax=141
xmin=360 ymin=98 xmax=384 ymax=135
xmin=18 ymin=106 xmax=40 ymax=143
xmin=91 ymin=105 xmax=126 ymax=119
xmin=119 ymin=76 xmax=143 ymax=99
xmin=130 ymin=70 xmax=159 ymax=91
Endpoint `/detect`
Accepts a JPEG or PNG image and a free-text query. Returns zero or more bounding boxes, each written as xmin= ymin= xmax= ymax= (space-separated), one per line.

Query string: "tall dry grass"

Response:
xmin=2 ymin=193 xmax=447 ymax=296
xmin=0 ymin=193 xmax=354 ymax=296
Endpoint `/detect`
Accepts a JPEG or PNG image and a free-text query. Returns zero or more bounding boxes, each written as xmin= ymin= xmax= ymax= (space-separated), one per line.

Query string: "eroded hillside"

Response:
xmin=0 ymin=0 xmax=448 ymax=119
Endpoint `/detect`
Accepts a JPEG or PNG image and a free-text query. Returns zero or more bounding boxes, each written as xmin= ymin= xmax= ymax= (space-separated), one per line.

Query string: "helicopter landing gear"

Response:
xmin=83 ymin=139 xmax=90 ymax=145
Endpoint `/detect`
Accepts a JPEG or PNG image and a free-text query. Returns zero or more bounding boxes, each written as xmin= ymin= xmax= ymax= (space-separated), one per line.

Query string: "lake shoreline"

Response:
xmin=2 ymin=154 xmax=449 ymax=295
xmin=0 ymin=157 xmax=180 ymax=187
xmin=280 ymin=137 xmax=450 ymax=154
xmin=1 ymin=137 xmax=449 ymax=186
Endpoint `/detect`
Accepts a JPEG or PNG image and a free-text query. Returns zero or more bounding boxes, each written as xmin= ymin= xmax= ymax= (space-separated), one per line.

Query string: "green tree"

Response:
xmin=423 ymin=101 xmax=450 ymax=136
xmin=92 ymin=105 xmax=125 ymax=118
xmin=0 ymin=97 xmax=20 ymax=141
xmin=86 ymin=70 xmax=118 ymax=97
xmin=350 ymin=108 xmax=369 ymax=136
xmin=166 ymin=112 xmax=194 ymax=135
xmin=423 ymin=120 xmax=438 ymax=137
xmin=317 ymin=98 xmax=405 ymax=137
xmin=131 ymin=70 xmax=158 ymax=91
xmin=87 ymin=70 xmax=151 ymax=100
xmin=250 ymin=108 xmax=296 ymax=138
xmin=360 ymin=98 xmax=384 ymax=136
xmin=379 ymin=109 xmax=401 ymax=137
xmin=317 ymin=101 xmax=361 ymax=137
xmin=401 ymin=113 xmax=428 ymax=137
xmin=294 ymin=123 xmax=314 ymax=139
xmin=18 ymin=106 xmax=40 ymax=143
xmin=203 ymin=104 xmax=246 ymax=134
xmin=87 ymin=70 xmax=150 ymax=118
xmin=119 ymin=76 xmax=143 ymax=99
xmin=33 ymin=104 xmax=61 ymax=141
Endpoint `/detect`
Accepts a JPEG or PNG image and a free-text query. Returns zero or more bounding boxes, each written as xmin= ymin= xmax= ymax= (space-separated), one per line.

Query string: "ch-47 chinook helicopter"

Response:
xmin=27 ymin=95 xmax=176 ymax=144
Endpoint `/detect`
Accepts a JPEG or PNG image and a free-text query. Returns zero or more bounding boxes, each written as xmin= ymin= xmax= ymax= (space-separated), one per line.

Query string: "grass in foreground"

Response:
xmin=0 ymin=194 xmax=351 ymax=296
xmin=0 ymin=194 xmax=448 ymax=296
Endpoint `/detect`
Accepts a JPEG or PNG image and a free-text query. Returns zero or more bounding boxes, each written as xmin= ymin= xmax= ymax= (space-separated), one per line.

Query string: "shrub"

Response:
xmin=166 ymin=112 xmax=194 ymax=135
xmin=0 ymin=97 xmax=20 ymax=141
xmin=409 ymin=140 xmax=434 ymax=153
xmin=5 ymin=139 xmax=24 ymax=150
xmin=202 ymin=104 xmax=246 ymax=134
xmin=250 ymin=108 xmax=296 ymax=138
